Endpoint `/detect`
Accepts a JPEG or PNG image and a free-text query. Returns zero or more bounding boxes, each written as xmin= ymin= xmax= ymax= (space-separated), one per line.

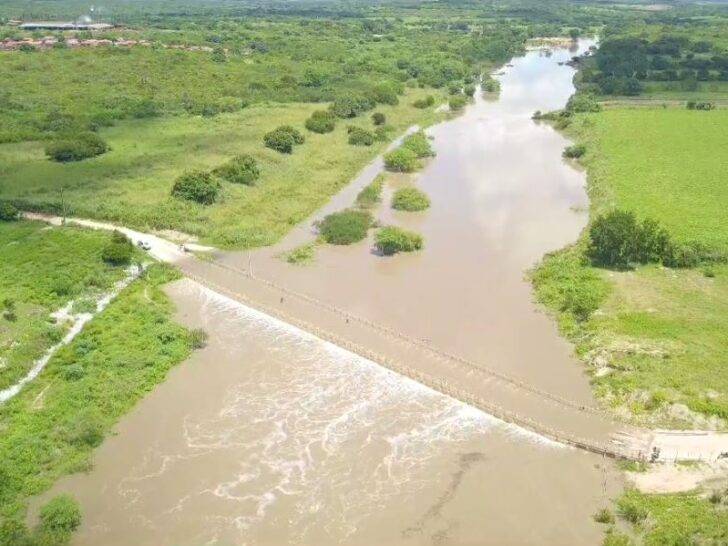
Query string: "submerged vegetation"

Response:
xmin=355 ymin=175 xmax=384 ymax=209
xmin=375 ymin=226 xmax=424 ymax=255
xmin=317 ymin=209 xmax=373 ymax=245
xmin=392 ymin=187 xmax=430 ymax=212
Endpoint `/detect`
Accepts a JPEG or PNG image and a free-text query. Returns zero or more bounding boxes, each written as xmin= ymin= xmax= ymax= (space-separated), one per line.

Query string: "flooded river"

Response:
xmin=41 ymin=39 xmax=625 ymax=545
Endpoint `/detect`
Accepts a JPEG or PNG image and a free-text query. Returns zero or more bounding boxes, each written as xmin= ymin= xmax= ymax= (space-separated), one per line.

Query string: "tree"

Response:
xmin=588 ymin=210 xmax=642 ymax=268
xmin=171 ymin=170 xmax=221 ymax=204
xmin=348 ymin=127 xmax=375 ymax=146
xmin=213 ymin=154 xmax=260 ymax=185
xmin=0 ymin=201 xmax=19 ymax=221
xmin=45 ymin=132 xmax=108 ymax=162
xmin=264 ymin=125 xmax=304 ymax=153
xmin=371 ymin=112 xmax=386 ymax=125
xmin=305 ymin=110 xmax=336 ymax=133
xmin=101 ymin=231 xmax=134 ymax=266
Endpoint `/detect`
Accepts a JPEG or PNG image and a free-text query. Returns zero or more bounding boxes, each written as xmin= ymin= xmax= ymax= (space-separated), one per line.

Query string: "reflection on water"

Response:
xmin=39 ymin=40 xmax=623 ymax=546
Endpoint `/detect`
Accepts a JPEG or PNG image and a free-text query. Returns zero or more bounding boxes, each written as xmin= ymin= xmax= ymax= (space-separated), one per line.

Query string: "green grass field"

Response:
xmin=0 ymin=221 xmax=131 ymax=391
xmin=0 ymin=89 xmax=441 ymax=249
xmin=533 ymin=108 xmax=728 ymax=427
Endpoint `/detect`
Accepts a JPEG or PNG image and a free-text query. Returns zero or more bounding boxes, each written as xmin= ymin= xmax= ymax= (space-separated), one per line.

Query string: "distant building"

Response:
xmin=19 ymin=21 xmax=113 ymax=31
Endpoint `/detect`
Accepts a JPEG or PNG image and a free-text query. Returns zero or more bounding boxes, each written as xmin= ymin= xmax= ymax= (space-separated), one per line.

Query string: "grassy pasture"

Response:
xmin=533 ymin=108 xmax=728 ymax=426
xmin=0 ymin=89 xmax=441 ymax=248
xmin=573 ymin=108 xmax=728 ymax=252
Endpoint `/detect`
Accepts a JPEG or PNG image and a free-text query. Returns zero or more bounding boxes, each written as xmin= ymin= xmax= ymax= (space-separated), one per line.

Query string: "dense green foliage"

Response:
xmin=562 ymin=143 xmax=586 ymax=158
xmin=305 ymin=110 xmax=336 ymax=134
xmin=448 ymin=95 xmax=468 ymax=111
xmin=371 ymin=112 xmax=386 ymax=126
xmin=101 ymin=230 xmax=134 ymax=266
xmin=0 ymin=221 xmax=131 ymax=391
xmin=0 ymin=201 xmax=19 ymax=221
xmin=44 ymin=132 xmax=108 ymax=162
xmin=384 ymin=147 xmax=419 ymax=172
xmin=317 ymin=209 xmax=373 ymax=245
xmin=171 ymin=169 xmax=221 ymax=204
xmin=401 ymin=130 xmax=435 ymax=158
xmin=213 ymin=154 xmax=260 ymax=185
xmin=264 ymin=125 xmax=305 ymax=153
xmin=375 ymin=226 xmax=423 ymax=255
xmin=391 ymin=187 xmax=430 ymax=211
xmin=284 ymin=242 xmax=316 ymax=265
xmin=347 ymin=126 xmax=375 ymax=146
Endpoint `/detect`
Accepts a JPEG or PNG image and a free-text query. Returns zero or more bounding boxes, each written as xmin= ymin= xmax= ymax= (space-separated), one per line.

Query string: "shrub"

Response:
xmin=45 ymin=132 xmax=108 ymax=162
xmin=463 ymin=84 xmax=476 ymax=97
xmin=317 ymin=210 xmax=373 ymax=245
xmin=413 ymin=95 xmax=436 ymax=108
xmin=402 ymin=130 xmax=435 ymax=157
xmin=392 ymin=187 xmax=430 ymax=211
xmin=372 ymin=112 xmax=386 ymax=125
xmin=563 ymin=144 xmax=586 ymax=158
xmin=305 ymin=110 xmax=336 ymax=133
xmin=384 ymin=147 xmax=420 ymax=172
xmin=594 ymin=508 xmax=615 ymax=524
xmin=374 ymin=125 xmax=394 ymax=142
xmin=483 ymin=78 xmax=500 ymax=93
xmin=356 ymin=176 xmax=384 ymax=208
xmin=348 ymin=127 xmax=375 ymax=146
xmin=189 ymin=328 xmax=208 ymax=349
xmin=62 ymin=363 xmax=86 ymax=381
xmin=285 ymin=243 xmax=316 ymax=265
xmin=449 ymin=95 xmax=467 ymax=111
xmin=375 ymin=226 xmax=423 ymax=255
xmin=39 ymin=495 xmax=82 ymax=535
xmin=686 ymin=100 xmax=715 ymax=111
xmin=171 ymin=170 xmax=221 ymax=204
xmin=602 ymin=530 xmax=633 ymax=546
xmin=213 ymin=154 xmax=260 ymax=186
xmin=330 ymin=93 xmax=375 ymax=118
xmin=264 ymin=125 xmax=304 ymax=153
xmin=370 ymin=82 xmax=401 ymax=105
xmin=588 ymin=210 xmax=675 ymax=269
xmin=617 ymin=498 xmax=649 ymax=524
xmin=0 ymin=201 xmax=19 ymax=221
xmin=101 ymin=231 xmax=133 ymax=266
xmin=566 ymin=93 xmax=602 ymax=113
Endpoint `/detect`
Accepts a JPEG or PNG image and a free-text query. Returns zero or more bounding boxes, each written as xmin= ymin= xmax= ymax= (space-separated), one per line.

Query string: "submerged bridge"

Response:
xmin=26 ymin=213 xmax=728 ymax=463
xmin=178 ymin=255 xmax=652 ymax=461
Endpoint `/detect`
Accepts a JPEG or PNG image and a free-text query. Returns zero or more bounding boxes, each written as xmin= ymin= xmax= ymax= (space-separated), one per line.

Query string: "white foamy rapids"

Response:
xmin=119 ymin=279 xmax=562 ymax=543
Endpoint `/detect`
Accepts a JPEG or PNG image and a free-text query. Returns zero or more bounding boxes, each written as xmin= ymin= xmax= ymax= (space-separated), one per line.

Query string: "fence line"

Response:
xmin=181 ymin=269 xmax=645 ymax=462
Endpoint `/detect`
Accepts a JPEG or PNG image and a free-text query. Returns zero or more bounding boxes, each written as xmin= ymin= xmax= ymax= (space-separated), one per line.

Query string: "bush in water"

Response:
xmin=449 ymin=95 xmax=467 ymax=111
xmin=171 ymin=170 xmax=221 ymax=205
xmin=356 ymin=175 xmax=384 ymax=208
xmin=384 ymin=147 xmax=420 ymax=172
xmin=463 ymin=84 xmax=476 ymax=97
xmin=375 ymin=226 xmax=423 ymax=255
xmin=39 ymin=495 xmax=82 ymax=536
xmin=392 ymin=187 xmax=430 ymax=211
xmin=45 ymin=132 xmax=108 ymax=162
xmin=317 ymin=209 xmax=373 ymax=245
xmin=213 ymin=154 xmax=260 ymax=186
xmin=402 ymin=130 xmax=435 ymax=158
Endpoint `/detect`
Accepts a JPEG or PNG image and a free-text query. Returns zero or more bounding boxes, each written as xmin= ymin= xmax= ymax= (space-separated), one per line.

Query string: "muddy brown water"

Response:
xmin=37 ymin=39 xmax=626 ymax=545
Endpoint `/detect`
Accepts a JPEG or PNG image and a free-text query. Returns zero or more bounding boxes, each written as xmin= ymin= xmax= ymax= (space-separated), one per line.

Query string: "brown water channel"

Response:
xmin=39 ymin=39 xmax=627 ymax=545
